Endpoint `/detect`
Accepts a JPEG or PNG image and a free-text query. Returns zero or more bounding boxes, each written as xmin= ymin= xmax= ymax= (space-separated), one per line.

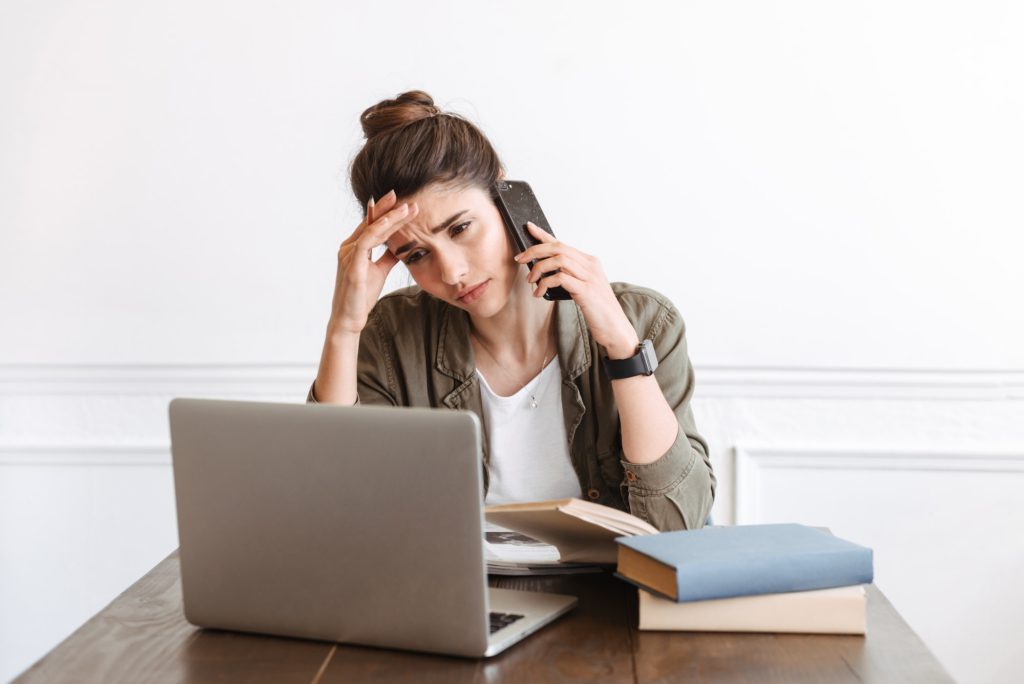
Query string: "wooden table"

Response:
xmin=16 ymin=551 xmax=952 ymax=683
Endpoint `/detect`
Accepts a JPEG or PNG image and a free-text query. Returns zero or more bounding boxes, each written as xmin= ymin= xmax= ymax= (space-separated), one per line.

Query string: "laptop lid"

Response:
xmin=169 ymin=398 xmax=491 ymax=657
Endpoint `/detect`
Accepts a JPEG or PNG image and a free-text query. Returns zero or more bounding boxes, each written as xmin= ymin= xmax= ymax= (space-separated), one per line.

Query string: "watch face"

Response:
xmin=602 ymin=339 xmax=658 ymax=379
xmin=640 ymin=339 xmax=658 ymax=374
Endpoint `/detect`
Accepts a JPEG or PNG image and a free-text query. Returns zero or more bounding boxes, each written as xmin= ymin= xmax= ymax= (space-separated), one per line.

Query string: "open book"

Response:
xmin=484 ymin=498 xmax=658 ymax=565
xmin=483 ymin=524 xmax=605 ymax=575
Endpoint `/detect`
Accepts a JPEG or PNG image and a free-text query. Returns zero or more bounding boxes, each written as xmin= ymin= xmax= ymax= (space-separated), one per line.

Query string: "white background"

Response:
xmin=2 ymin=1 xmax=1022 ymax=682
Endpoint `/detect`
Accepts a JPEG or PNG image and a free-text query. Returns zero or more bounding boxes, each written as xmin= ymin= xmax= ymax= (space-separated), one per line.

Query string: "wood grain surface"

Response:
xmin=15 ymin=551 xmax=953 ymax=683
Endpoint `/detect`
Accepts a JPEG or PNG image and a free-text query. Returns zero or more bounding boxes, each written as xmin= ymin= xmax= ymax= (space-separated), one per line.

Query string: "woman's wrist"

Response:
xmin=326 ymin=322 xmax=362 ymax=347
xmin=315 ymin=325 xmax=362 ymax=405
xmin=602 ymin=326 xmax=641 ymax=361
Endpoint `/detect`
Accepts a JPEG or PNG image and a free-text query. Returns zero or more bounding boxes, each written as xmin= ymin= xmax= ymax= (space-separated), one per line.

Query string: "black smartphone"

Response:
xmin=491 ymin=179 xmax=572 ymax=301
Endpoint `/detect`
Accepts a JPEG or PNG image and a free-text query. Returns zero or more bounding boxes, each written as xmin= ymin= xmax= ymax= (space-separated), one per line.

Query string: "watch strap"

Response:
xmin=601 ymin=339 xmax=658 ymax=380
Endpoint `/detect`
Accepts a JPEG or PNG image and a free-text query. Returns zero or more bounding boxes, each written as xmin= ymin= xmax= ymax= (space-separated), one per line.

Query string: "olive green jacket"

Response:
xmin=307 ymin=282 xmax=716 ymax=531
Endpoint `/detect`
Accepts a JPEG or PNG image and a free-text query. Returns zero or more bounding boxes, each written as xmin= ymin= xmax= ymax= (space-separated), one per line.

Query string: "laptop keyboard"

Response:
xmin=489 ymin=611 xmax=525 ymax=634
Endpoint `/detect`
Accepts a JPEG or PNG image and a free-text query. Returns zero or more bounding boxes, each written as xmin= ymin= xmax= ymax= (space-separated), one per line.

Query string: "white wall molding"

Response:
xmin=0 ymin=364 xmax=315 ymax=397
xmin=733 ymin=445 xmax=1024 ymax=524
xmin=696 ymin=366 xmax=1024 ymax=400
xmin=2 ymin=363 xmax=1022 ymax=400
xmin=0 ymin=443 xmax=171 ymax=466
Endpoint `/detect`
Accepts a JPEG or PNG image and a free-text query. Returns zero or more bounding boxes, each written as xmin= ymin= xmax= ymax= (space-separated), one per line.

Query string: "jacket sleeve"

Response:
xmin=617 ymin=297 xmax=716 ymax=531
xmin=305 ymin=308 xmax=399 ymax=406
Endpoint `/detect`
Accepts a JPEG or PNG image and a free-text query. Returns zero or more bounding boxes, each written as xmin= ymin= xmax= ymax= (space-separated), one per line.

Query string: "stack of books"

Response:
xmin=482 ymin=499 xmax=873 ymax=634
xmin=615 ymin=524 xmax=873 ymax=634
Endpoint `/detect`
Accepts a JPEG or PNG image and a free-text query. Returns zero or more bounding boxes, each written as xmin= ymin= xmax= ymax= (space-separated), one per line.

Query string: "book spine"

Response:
xmin=674 ymin=547 xmax=873 ymax=602
xmin=613 ymin=572 xmax=678 ymax=601
xmin=638 ymin=588 xmax=867 ymax=634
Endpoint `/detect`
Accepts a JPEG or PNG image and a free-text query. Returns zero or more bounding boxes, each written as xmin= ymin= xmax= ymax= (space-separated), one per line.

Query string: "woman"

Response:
xmin=308 ymin=90 xmax=715 ymax=531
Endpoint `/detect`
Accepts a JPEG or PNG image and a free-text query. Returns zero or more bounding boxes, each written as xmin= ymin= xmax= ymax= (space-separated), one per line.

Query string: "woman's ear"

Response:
xmin=497 ymin=168 xmax=505 ymax=180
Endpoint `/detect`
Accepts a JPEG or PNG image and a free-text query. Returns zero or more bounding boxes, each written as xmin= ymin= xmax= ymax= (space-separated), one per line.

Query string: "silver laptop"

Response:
xmin=168 ymin=397 xmax=577 ymax=658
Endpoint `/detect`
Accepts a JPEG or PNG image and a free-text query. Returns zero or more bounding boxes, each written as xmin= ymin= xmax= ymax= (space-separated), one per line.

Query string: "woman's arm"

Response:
xmin=602 ymin=334 xmax=680 ymax=465
xmin=306 ymin=190 xmax=418 ymax=404
xmin=520 ymin=220 xmax=677 ymax=461
xmin=308 ymin=307 xmax=399 ymax=406
xmin=518 ymin=223 xmax=715 ymax=530
xmin=309 ymin=328 xmax=361 ymax=405
xmin=608 ymin=298 xmax=715 ymax=531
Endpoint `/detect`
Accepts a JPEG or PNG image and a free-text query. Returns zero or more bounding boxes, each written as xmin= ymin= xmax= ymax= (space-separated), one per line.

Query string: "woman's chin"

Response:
xmin=458 ymin=297 xmax=502 ymax=317
xmin=459 ymin=283 xmax=511 ymax=317
xmin=439 ymin=277 xmax=526 ymax=317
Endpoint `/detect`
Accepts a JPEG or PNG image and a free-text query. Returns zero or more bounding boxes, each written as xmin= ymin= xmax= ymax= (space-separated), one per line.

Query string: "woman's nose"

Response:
xmin=435 ymin=247 xmax=469 ymax=286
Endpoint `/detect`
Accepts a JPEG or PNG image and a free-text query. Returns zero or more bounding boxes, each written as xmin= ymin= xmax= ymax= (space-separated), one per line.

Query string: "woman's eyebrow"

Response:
xmin=392 ymin=210 xmax=469 ymax=257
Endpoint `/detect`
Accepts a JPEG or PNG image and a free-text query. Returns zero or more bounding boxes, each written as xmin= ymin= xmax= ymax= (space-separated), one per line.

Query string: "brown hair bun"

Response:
xmin=349 ymin=90 xmax=505 ymax=209
xmin=359 ymin=90 xmax=442 ymax=141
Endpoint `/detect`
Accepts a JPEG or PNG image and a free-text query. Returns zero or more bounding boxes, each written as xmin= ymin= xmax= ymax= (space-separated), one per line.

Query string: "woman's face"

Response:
xmin=385 ymin=182 xmax=522 ymax=317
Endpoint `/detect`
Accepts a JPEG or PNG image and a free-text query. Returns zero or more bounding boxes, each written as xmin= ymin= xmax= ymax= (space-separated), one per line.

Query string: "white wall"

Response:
xmin=1 ymin=1 xmax=1022 ymax=682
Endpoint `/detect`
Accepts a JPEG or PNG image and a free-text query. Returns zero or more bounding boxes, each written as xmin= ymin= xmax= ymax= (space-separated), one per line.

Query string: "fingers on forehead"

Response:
xmin=383 ymin=215 xmax=430 ymax=251
xmin=373 ymin=219 xmax=410 ymax=244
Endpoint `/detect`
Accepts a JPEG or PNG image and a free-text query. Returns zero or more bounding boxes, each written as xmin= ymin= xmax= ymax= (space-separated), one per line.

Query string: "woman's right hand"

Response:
xmin=329 ymin=189 xmax=420 ymax=336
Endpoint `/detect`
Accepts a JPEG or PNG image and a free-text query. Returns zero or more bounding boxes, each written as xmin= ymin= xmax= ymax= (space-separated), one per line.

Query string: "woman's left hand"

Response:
xmin=516 ymin=221 xmax=640 ymax=359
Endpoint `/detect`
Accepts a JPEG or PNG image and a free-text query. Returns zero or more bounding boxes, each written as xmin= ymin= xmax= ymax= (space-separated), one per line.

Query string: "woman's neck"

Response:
xmin=469 ymin=277 xmax=555 ymax=363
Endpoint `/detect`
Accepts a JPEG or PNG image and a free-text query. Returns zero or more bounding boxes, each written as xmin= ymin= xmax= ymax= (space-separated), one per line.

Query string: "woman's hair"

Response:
xmin=350 ymin=90 xmax=505 ymax=207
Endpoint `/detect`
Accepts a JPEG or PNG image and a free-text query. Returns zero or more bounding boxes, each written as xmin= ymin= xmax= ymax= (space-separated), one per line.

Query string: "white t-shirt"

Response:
xmin=478 ymin=356 xmax=583 ymax=506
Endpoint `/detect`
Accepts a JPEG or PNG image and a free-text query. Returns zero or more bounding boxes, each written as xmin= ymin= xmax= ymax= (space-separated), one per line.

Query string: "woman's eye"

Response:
xmin=404 ymin=223 xmax=470 ymax=265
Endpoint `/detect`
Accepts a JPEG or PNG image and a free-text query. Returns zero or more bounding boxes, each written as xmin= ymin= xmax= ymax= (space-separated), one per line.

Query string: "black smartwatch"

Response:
xmin=601 ymin=339 xmax=658 ymax=380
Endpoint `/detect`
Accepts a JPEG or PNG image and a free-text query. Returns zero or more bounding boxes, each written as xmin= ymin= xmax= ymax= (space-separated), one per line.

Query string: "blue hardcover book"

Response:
xmin=614 ymin=524 xmax=873 ymax=603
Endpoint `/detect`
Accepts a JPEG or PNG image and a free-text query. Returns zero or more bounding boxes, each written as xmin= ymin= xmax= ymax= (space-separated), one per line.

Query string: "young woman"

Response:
xmin=309 ymin=90 xmax=715 ymax=531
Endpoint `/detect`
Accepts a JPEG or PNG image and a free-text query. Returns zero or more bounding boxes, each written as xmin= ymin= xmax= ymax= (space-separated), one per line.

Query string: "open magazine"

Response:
xmin=484 ymin=523 xmax=605 ymax=575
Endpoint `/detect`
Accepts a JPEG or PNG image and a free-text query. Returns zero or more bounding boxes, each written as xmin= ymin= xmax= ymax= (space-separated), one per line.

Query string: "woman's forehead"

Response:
xmin=386 ymin=184 xmax=491 ymax=248
xmin=402 ymin=182 xmax=487 ymax=211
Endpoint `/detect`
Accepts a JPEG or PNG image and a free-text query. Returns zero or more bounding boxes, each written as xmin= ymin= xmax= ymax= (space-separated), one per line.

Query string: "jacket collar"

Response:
xmin=555 ymin=297 xmax=592 ymax=381
xmin=435 ymin=300 xmax=474 ymax=387
xmin=434 ymin=297 xmax=592 ymax=394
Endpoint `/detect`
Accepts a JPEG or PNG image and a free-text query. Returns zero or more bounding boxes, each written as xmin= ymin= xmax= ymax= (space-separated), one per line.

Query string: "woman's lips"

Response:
xmin=458 ymin=280 xmax=490 ymax=304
